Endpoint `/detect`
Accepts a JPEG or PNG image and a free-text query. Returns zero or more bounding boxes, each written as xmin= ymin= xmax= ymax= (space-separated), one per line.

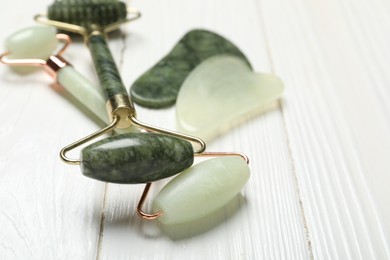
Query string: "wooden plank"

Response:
xmin=98 ymin=0 xmax=310 ymax=259
xmin=0 ymin=1 xmax=116 ymax=258
xmin=259 ymin=0 xmax=390 ymax=258
xmin=3 ymin=0 xmax=389 ymax=258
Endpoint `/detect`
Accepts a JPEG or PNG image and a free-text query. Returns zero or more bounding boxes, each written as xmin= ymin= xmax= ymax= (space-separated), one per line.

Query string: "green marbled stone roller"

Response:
xmin=39 ymin=0 xmax=140 ymax=128
xmin=46 ymin=0 xmax=129 ymax=101
xmin=130 ymin=29 xmax=252 ymax=108
xmin=41 ymin=1 xmax=206 ymax=171
xmin=48 ymin=0 xmax=127 ymax=28
xmin=80 ymin=133 xmax=194 ymax=183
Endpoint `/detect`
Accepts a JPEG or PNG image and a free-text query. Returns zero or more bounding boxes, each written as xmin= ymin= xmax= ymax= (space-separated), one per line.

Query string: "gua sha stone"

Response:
xmin=176 ymin=55 xmax=284 ymax=142
xmin=80 ymin=133 xmax=194 ymax=184
xmin=130 ymin=29 xmax=252 ymax=108
xmin=152 ymin=156 xmax=250 ymax=225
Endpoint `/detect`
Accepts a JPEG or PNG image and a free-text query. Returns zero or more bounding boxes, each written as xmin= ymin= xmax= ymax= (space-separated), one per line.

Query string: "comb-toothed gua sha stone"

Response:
xmin=152 ymin=156 xmax=250 ymax=225
xmin=176 ymin=55 xmax=284 ymax=142
xmin=130 ymin=29 xmax=252 ymax=108
xmin=80 ymin=133 xmax=194 ymax=184
xmin=48 ymin=0 xmax=127 ymax=28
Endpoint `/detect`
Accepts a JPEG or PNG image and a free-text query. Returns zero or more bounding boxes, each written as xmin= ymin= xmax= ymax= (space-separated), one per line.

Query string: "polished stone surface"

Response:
xmin=176 ymin=55 xmax=284 ymax=142
xmin=5 ymin=26 xmax=58 ymax=73
xmin=48 ymin=0 xmax=127 ymax=28
xmin=130 ymin=29 xmax=252 ymax=108
xmin=88 ymin=34 xmax=128 ymax=100
xmin=153 ymin=156 xmax=250 ymax=225
xmin=57 ymin=66 xmax=108 ymax=124
xmin=80 ymin=132 xmax=194 ymax=184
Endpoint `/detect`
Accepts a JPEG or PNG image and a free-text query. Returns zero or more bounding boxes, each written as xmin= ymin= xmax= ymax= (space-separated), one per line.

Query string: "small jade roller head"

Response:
xmin=2 ymin=26 xmax=59 ymax=74
xmin=47 ymin=0 xmax=128 ymax=28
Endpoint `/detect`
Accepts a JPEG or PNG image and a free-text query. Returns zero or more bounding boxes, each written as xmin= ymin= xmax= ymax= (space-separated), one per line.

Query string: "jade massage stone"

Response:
xmin=152 ymin=156 xmax=250 ymax=225
xmin=130 ymin=29 xmax=252 ymax=108
xmin=80 ymin=133 xmax=194 ymax=184
xmin=5 ymin=26 xmax=58 ymax=73
xmin=176 ymin=55 xmax=284 ymax=142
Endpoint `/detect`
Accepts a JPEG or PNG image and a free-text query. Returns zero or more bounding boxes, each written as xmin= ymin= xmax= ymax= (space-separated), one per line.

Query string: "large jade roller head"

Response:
xmin=80 ymin=133 xmax=194 ymax=184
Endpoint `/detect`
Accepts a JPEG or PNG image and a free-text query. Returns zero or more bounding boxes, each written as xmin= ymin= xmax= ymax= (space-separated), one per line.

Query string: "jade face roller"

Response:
xmin=35 ymin=0 xmax=250 ymax=221
xmin=34 ymin=0 xmax=206 ymax=171
xmin=33 ymin=1 xmax=207 ymax=191
xmin=0 ymin=26 xmax=108 ymax=124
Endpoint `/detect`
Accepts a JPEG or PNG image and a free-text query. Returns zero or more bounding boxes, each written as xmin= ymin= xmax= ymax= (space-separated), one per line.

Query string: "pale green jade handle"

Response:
xmin=57 ymin=66 xmax=136 ymax=133
xmin=54 ymin=65 xmax=137 ymax=133
xmin=57 ymin=66 xmax=108 ymax=124
xmin=4 ymin=26 xmax=134 ymax=132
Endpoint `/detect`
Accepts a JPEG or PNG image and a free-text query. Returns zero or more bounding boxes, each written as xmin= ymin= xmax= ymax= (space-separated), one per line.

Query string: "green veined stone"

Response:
xmin=88 ymin=34 xmax=128 ymax=99
xmin=80 ymin=133 xmax=194 ymax=184
xmin=48 ymin=0 xmax=127 ymax=28
xmin=130 ymin=29 xmax=252 ymax=108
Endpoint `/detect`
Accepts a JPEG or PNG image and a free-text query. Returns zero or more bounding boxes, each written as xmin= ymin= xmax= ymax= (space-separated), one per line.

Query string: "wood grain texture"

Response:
xmin=99 ymin=0 xmax=309 ymax=259
xmin=260 ymin=0 xmax=390 ymax=258
xmin=0 ymin=0 xmax=389 ymax=259
xmin=0 ymin=1 xmax=121 ymax=259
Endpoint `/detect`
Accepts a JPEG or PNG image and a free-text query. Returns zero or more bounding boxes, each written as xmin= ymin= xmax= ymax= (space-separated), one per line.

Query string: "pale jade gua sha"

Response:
xmin=1 ymin=26 xmax=108 ymax=125
xmin=176 ymin=55 xmax=284 ymax=142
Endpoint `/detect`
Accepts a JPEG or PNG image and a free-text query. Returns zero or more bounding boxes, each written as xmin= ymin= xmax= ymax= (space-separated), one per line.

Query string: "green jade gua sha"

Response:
xmin=0 ymin=25 xmax=109 ymax=125
xmin=130 ymin=29 xmax=252 ymax=108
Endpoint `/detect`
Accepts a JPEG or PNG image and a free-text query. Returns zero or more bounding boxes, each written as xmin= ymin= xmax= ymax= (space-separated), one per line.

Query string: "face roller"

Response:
xmin=34 ymin=0 xmax=250 ymax=222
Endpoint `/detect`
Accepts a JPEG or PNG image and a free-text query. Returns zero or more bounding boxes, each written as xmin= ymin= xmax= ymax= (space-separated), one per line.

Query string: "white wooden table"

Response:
xmin=1 ymin=0 xmax=389 ymax=259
